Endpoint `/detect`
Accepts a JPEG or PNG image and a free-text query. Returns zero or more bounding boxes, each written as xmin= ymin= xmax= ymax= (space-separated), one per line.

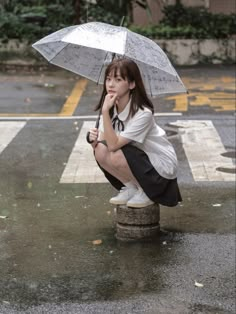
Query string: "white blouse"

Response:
xmin=99 ymin=100 xmax=178 ymax=180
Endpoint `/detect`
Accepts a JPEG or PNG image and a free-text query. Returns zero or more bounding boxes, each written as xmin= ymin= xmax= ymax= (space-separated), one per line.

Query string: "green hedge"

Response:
xmin=0 ymin=1 xmax=235 ymax=42
xmin=0 ymin=3 xmax=75 ymax=42
xmin=129 ymin=22 xmax=235 ymax=39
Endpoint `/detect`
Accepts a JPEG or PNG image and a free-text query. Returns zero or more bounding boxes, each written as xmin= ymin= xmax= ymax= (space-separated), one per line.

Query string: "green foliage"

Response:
xmin=0 ymin=0 xmax=235 ymax=42
xmin=0 ymin=1 xmax=75 ymax=42
xmin=81 ymin=1 xmax=128 ymax=26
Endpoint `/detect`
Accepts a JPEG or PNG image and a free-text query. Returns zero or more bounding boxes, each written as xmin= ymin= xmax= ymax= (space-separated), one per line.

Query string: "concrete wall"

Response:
xmin=0 ymin=39 xmax=235 ymax=66
xmin=156 ymin=39 xmax=235 ymax=65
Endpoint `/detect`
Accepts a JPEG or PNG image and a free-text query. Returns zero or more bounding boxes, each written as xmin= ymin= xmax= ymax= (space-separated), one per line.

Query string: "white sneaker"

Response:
xmin=109 ymin=186 xmax=137 ymax=205
xmin=127 ymin=189 xmax=154 ymax=208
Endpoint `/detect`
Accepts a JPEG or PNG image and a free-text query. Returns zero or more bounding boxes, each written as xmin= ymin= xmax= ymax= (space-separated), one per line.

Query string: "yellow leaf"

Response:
xmin=27 ymin=181 xmax=33 ymax=189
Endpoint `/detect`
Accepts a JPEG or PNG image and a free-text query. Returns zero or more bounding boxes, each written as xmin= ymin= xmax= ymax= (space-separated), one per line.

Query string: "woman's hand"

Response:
xmin=89 ymin=128 xmax=99 ymax=148
xmin=102 ymin=93 xmax=118 ymax=113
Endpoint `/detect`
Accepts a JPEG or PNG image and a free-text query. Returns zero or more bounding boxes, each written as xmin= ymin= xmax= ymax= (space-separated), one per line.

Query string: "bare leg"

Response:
xmin=94 ymin=143 xmax=139 ymax=186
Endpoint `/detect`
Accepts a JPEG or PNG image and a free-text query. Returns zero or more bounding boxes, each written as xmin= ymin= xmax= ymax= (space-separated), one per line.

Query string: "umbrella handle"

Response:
xmin=86 ymin=109 xmax=101 ymax=144
xmin=95 ymin=109 xmax=101 ymax=129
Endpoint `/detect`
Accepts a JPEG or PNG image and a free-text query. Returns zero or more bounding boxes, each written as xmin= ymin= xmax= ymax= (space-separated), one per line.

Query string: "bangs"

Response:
xmin=105 ymin=62 xmax=128 ymax=80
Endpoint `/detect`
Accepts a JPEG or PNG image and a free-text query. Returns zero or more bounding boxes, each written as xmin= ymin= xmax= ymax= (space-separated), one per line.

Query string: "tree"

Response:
xmin=73 ymin=0 xmax=81 ymax=24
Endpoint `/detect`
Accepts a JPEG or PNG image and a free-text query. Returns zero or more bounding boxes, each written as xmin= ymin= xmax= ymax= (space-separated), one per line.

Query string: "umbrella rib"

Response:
xmin=97 ymin=51 xmax=110 ymax=84
xmin=48 ymin=42 xmax=71 ymax=62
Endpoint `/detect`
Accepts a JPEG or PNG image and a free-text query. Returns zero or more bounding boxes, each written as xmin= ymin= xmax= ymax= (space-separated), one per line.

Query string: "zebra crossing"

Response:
xmin=0 ymin=120 xmax=235 ymax=182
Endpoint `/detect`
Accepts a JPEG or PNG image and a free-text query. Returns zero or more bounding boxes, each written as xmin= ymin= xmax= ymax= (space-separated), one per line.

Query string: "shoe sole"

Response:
xmin=109 ymin=199 xmax=127 ymax=205
xmin=127 ymin=201 xmax=154 ymax=208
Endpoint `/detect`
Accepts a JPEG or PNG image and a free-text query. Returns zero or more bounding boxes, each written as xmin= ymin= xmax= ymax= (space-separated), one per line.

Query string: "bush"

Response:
xmin=0 ymin=0 xmax=128 ymax=42
xmin=0 ymin=2 xmax=75 ymax=42
xmin=0 ymin=1 xmax=235 ymax=41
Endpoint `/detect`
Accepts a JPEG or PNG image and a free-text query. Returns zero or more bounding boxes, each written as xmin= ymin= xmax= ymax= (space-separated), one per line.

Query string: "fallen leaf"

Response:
xmin=92 ymin=239 xmax=102 ymax=245
xmin=194 ymin=280 xmax=204 ymax=288
xmin=24 ymin=97 xmax=31 ymax=103
xmin=27 ymin=181 xmax=33 ymax=189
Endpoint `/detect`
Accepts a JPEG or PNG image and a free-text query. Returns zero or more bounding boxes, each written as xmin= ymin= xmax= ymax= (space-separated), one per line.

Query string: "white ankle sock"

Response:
xmin=124 ymin=181 xmax=137 ymax=189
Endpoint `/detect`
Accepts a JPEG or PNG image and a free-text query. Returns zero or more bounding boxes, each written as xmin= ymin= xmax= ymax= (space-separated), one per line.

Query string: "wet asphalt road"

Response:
xmin=0 ymin=65 xmax=235 ymax=313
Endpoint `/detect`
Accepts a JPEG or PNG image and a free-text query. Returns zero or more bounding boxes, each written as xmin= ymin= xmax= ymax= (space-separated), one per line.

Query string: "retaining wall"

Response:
xmin=0 ymin=38 xmax=235 ymax=66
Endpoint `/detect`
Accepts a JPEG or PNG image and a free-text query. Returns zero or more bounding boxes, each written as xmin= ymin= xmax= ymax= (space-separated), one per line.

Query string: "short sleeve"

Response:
xmin=120 ymin=110 xmax=153 ymax=143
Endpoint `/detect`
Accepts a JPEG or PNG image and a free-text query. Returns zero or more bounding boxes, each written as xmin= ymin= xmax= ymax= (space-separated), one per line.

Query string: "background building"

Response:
xmin=133 ymin=0 xmax=236 ymax=25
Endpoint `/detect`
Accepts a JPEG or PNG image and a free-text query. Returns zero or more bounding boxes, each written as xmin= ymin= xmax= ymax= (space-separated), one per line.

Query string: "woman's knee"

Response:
xmin=94 ymin=143 xmax=108 ymax=165
xmin=110 ymin=150 xmax=127 ymax=170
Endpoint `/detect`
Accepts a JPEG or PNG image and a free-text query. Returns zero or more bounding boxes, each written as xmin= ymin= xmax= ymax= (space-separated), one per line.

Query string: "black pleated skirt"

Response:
xmin=97 ymin=143 xmax=182 ymax=207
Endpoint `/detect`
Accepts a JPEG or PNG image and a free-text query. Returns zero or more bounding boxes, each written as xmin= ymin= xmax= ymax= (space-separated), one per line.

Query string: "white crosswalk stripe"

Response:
xmin=0 ymin=120 xmax=235 ymax=183
xmin=60 ymin=121 xmax=107 ymax=183
xmin=0 ymin=121 xmax=26 ymax=154
xmin=170 ymin=120 xmax=235 ymax=181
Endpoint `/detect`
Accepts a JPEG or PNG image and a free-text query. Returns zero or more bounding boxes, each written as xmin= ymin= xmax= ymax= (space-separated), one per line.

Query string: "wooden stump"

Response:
xmin=115 ymin=203 xmax=160 ymax=241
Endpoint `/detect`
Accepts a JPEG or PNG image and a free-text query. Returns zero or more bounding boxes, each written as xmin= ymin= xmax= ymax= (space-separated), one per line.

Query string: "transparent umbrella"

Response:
xmin=32 ymin=21 xmax=186 ymax=97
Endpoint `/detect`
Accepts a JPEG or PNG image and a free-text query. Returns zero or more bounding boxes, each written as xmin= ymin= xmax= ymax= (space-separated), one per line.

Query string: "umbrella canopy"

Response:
xmin=32 ymin=22 xmax=186 ymax=96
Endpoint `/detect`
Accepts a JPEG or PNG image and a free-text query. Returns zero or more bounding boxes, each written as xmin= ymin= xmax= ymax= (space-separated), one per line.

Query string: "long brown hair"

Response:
xmin=95 ymin=58 xmax=154 ymax=118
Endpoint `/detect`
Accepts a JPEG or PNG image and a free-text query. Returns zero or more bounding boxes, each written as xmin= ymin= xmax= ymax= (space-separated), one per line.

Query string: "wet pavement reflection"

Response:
xmin=0 ymin=67 xmax=235 ymax=313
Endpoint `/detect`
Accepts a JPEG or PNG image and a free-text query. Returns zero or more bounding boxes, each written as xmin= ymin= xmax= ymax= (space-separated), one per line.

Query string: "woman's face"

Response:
xmin=105 ymin=69 xmax=134 ymax=99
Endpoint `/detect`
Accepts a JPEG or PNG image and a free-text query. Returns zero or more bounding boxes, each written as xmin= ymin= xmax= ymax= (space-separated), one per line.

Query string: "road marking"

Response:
xmin=60 ymin=121 xmax=107 ymax=183
xmin=166 ymin=75 xmax=236 ymax=111
xmin=0 ymin=121 xmax=26 ymax=154
xmin=0 ymin=112 xmax=182 ymax=121
xmin=0 ymin=78 xmax=88 ymax=118
xmin=59 ymin=79 xmax=88 ymax=116
xmin=170 ymin=120 xmax=235 ymax=181
xmin=166 ymin=92 xmax=235 ymax=112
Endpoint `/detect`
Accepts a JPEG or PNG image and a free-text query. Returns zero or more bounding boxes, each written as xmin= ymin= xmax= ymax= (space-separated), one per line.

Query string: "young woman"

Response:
xmin=87 ymin=58 xmax=182 ymax=208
